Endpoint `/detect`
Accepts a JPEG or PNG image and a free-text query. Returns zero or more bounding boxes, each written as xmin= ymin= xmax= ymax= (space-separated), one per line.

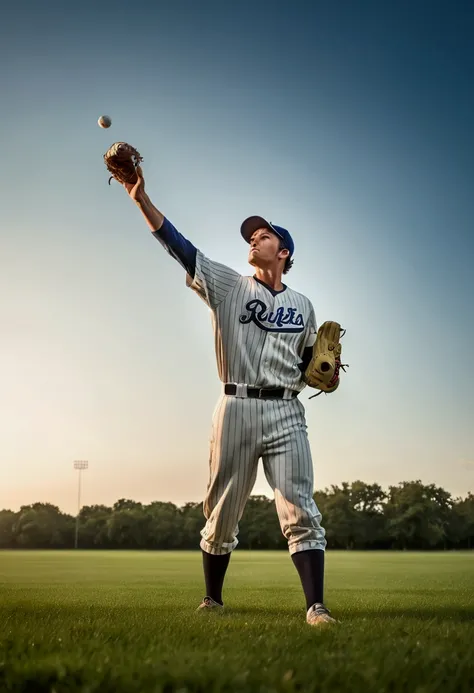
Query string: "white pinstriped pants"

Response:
xmin=200 ymin=393 xmax=327 ymax=556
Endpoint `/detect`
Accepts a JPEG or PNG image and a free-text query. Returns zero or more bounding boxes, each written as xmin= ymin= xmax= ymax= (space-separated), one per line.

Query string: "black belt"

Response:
xmin=224 ymin=384 xmax=298 ymax=399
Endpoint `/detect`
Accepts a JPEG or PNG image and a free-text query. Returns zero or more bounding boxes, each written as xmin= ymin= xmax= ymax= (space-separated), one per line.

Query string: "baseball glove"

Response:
xmin=103 ymin=142 xmax=143 ymax=186
xmin=304 ymin=321 xmax=348 ymax=398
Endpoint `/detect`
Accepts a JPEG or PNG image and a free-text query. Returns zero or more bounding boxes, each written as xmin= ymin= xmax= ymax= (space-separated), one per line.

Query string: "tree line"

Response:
xmin=1 ymin=480 xmax=473 ymax=550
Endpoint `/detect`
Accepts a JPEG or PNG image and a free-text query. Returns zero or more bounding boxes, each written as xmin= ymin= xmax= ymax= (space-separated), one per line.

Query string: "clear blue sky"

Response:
xmin=1 ymin=0 xmax=473 ymax=514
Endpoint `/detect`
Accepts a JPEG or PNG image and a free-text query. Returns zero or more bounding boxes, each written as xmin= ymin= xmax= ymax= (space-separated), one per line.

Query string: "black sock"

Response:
xmin=201 ymin=550 xmax=231 ymax=605
xmin=291 ymin=549 xmax=325 ymax=610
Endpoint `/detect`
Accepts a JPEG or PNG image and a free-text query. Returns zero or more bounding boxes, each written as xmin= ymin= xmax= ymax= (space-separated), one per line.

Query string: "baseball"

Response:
xmin=98 ymin=115 xmax=112 ymax=129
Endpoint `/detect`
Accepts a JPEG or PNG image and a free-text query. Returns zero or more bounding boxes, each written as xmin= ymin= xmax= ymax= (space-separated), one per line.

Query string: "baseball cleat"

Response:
xmin=306 ymin=603 xmax=337 ymax=626
xmin=196 ymin=596 xmax=224 ymax=612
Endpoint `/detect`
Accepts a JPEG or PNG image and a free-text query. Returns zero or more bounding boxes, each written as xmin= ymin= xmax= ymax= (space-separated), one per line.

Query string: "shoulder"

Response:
xmin=195 ymin=249 xmax=242 ymax=278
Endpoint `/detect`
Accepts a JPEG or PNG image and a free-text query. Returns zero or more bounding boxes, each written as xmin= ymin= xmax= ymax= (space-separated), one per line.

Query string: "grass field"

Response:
xmin=1 ymin=551 xmax=473 ymax=692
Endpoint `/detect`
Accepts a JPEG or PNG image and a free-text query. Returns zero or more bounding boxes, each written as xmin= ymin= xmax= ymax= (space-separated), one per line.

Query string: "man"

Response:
xmin=123 ymin=167 xmax=335 ymax=626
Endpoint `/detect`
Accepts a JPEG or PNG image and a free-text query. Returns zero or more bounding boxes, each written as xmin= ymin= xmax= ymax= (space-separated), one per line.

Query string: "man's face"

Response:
xmin=248 ymin=227 xmax=288 ymax=269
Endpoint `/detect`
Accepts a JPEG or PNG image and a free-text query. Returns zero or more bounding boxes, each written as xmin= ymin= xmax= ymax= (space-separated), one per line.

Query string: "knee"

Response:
xmin=277 ymin=505 xmax=326 ymax=550
xmin=200 ymin=528 xmax=239 ymax=555
xmin=284 ymin=522 xmax=327 ymax=553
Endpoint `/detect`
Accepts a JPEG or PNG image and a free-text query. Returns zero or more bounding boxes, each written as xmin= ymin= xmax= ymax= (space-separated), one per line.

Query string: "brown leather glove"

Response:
xmin=304 ymin=321 xmax=348 ymax=398
xmin=104 ymin=142 xmax=143 ymax=185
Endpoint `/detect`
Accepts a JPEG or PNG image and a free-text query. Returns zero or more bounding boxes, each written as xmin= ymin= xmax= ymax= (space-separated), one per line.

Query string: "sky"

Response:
xmin=1 ymin=0 xmax=473 ymax=515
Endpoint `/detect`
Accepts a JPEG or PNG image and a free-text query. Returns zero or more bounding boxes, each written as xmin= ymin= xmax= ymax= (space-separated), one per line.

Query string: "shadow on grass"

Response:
xmin=344 ymin=606 xmax=474 ymax=622
xmin=3 ymin=601 xmax=474 ymax=624
xmin=221 ymin=605 xmax=474 ymax=623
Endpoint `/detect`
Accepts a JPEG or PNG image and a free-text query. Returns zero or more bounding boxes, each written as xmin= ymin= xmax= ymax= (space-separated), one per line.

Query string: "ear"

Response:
xmin=278 ymin=248 xmax=290 ymax=260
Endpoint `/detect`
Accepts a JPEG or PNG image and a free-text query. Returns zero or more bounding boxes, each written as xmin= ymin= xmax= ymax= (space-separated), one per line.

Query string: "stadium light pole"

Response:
xmin=73 ymin=461 xmax=88 ymax=549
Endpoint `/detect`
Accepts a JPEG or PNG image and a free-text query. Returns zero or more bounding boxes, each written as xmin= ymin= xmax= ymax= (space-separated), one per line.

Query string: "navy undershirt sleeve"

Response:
xmin=299 ymin=347 xmax=314 ymax=373
xmin=151 ymin=217 xmax=198 ymax=278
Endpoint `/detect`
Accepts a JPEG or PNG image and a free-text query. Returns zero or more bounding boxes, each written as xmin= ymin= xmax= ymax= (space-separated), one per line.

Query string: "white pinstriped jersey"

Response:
xmin=186 ymin=249 xmax=317 ymax=391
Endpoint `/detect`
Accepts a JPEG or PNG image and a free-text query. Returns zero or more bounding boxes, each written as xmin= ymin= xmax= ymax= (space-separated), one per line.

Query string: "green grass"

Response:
xmin=1 ymin=551 xmax=473 ymax=692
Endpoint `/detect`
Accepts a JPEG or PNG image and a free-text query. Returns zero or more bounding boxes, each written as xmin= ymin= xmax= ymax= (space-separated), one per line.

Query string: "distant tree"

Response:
xmin=0 ymin=510 xmax=16 ymax=548
xmin=314 ymin=484 xmax=357 ymax=549
xmin=350 ymin=481 xmax=388 ymax=548
xmin=315 ymin=482 xmax=388 ymax=549
xmin=145 ymin=502 xmax=181 ymax=549
xmin=113 ymin=499 xmax=143 ymax=512
xmin=79 ymin=505 xmax=113 ymax=548
xmin=178 ymin=502 xmax=204 ymax=549
xmin=449 ymin=493 xmax=474 ymax=549
xmin=106 ymin=509 xmax=151 ymax=548
xmin=14 ymin=503 xmax=74 ymax=548
xmin=239 ymin=496 xmax=285 ymax=550
xmin=384 ymin=481 xmax=453 ymax=549
xmin=3 ymin=481 xmax=472 ymax=550
xmin=80 ymin=504 xmax=113 ymax=520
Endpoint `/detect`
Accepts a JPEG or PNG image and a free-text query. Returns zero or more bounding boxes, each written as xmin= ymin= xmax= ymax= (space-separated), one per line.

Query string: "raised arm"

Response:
xmin=123 ymin=167 xmax=241 ymax=307
xmin=124 ymin=166 xmax=197 ymax=277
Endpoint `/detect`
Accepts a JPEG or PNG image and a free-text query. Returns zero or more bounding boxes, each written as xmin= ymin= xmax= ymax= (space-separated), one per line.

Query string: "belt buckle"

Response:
xmin=258 ymin=388 xmax=265 ymax=398
xmin=235 ymin=384 xmax=248 ymax=398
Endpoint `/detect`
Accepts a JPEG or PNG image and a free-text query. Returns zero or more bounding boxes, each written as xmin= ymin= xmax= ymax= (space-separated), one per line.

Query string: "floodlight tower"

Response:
xmin=73 ymin=460 xmax=88 ymax=549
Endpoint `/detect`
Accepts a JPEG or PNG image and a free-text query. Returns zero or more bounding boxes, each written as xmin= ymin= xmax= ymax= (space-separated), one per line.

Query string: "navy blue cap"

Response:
xmin=240 ymin=215 xmax=294 ymax=257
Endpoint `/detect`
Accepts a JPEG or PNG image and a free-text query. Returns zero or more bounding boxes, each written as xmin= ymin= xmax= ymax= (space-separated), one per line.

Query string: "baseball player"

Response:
xmin=122 ymin=167 xmax=336 ymax=626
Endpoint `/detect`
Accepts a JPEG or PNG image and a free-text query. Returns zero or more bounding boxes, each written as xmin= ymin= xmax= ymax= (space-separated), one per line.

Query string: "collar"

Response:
xmin=253 ymin=275 xmax=287 ymax=296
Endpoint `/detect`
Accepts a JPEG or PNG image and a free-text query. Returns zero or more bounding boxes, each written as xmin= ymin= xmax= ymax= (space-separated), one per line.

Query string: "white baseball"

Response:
xmin=98 ymin=115 xmax=112 ymax=129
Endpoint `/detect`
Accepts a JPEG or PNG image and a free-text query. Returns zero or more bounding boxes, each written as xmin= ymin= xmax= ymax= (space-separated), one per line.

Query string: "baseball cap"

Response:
xmin=240 ymin=215 xmax=294 ymax=258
